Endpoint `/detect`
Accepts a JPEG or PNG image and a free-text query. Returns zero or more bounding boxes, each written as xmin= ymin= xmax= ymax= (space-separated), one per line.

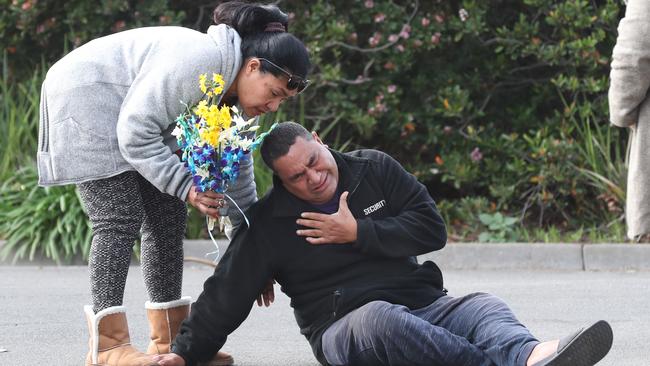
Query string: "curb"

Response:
xmin=422 ymin=242 xmax=650 ymax=272
xmin=420 ymin=243 xmax=585 ymax=271
xmin=583 ymin=243 xmax=650 ymax=271
xmin=2 ymin=240 xmax=649 ymax=271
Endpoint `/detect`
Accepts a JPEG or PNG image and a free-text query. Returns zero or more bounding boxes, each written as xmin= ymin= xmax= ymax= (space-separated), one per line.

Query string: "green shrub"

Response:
xmin=478 ymin=212 xmax=520 ymax=242
xmin=438 ymin=196 xmax=492 ymax=241
xmin=0 ymin=61 xmax=94 ymax=262
xmin=0 ymin=165 xmax=92 ymax=263
xmin=1 ymin=0 xmax=631 ymax=246
xmin=0 ymin=57 xmax=43 ymax=181
xmin=1 ymin=0 xmax=186 ymax=79
xmin=284 ymin=0 xmax=625 ymax=234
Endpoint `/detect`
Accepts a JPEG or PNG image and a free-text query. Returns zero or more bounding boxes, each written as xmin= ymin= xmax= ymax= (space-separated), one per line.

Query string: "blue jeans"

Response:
xmin=321 ymin=292 xmax=539 ymax=366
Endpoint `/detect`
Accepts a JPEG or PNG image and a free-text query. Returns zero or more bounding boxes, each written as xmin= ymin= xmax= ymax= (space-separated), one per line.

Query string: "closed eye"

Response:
xmin=289 ymin=172 xmax=304 ymax=182
xmin=308 ymin=152 xmax=318 ymax=167
xmin=272 ymin=87 xmax=290 ymax=100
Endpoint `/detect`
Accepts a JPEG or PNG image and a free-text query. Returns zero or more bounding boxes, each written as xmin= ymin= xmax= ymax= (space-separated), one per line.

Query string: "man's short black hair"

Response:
xmin=260 ymin=121 xmax=313 ymax=171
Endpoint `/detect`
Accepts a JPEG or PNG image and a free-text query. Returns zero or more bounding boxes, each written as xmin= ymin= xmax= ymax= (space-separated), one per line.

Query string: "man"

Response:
xmin=155 ymin=122 xmax=613 ymax=366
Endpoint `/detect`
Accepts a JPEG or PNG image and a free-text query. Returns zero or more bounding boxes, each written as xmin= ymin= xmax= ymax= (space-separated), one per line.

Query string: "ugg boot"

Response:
xmin=145 ymin=296 xmax=234 ymax=366
xmin=84 ymin=305 xmax=159 ymax=366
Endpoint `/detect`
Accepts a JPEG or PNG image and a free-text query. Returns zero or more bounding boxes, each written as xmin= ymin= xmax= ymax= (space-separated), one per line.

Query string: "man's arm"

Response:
xmin=609 ymin=0 xmax=650 ymax=128
xmin=171 ymin=228 xmax=273 ymax=366
xmin=352 ymin=151 xmax=447 ymax=257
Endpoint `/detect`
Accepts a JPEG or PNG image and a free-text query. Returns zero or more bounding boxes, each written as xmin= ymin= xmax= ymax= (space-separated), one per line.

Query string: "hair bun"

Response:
xmin=212 ymin=2 xmax=289 ymax=38
xmin=264 ymin=22 xmax=286 ymax=33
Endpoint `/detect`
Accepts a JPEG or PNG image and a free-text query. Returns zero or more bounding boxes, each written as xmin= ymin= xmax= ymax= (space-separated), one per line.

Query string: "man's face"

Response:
xmin=272 ymin=133 xmax=339 ymax=205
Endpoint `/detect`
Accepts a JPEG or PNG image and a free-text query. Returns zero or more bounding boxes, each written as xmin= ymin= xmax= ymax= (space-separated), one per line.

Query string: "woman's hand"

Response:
xmin=256 ymin=279 xmax=276 ymax=307
xmin=152 ymin=353 xmax=185 ymax=366
xmin=187 ymin=186 xmax=225 ymax=218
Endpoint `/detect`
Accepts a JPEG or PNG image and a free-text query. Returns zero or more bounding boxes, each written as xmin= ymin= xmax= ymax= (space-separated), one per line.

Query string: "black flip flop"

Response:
xmin=532 ymin=320 xmax=613 ymax=366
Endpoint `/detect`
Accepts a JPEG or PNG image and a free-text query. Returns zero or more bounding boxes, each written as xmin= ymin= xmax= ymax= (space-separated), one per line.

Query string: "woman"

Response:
xmin=36 ymin=2 xmax=310 ymax=365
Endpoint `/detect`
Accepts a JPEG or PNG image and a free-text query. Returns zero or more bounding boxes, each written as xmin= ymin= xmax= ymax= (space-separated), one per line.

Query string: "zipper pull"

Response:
xmin=332 ymin=290 xmax=341 ymax=317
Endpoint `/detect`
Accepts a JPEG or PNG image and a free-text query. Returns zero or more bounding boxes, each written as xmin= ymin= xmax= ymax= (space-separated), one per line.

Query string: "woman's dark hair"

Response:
xmin=213 ymin=1 xmax=311 ymax=81
xmin=260 ymin=122 xmax=312 ymax=171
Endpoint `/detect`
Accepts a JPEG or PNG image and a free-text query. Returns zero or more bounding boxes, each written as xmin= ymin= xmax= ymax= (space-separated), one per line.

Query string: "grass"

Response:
xmin=446 ymin=218 xmax=628 ymax=244
xmin=0 ymin=165 xmax=93 ymax=263
xmin=0 ymin=54 xmax=44 ymax=181
xmin=513 ymin=220 xmax=627 ymax=243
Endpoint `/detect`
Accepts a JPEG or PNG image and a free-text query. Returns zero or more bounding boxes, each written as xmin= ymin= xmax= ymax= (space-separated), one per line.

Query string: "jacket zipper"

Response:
xmin=348 ymin=178 xmax=362 ymax=199
xmin=332 ymin=290 xmax=341 ymax=318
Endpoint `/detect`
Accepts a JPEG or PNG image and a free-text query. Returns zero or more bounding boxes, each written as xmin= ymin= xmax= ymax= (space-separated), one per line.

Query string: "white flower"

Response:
xmin=219 ymin=127 xmax=237 ymax=144
xmin=237 ymin=137 xmax=254 ymax=150
xmin=459 ymin=9 xmax=469 ymax=22
xmin=171 ymin=126 xmax=183 ymax=137
xmin=232 ymin=114 xmax=248 ymax=129
xmin=196 ymin=167 xmax=210 ymax=179
xmin=232 ymin=113 xmax=257 ymax=131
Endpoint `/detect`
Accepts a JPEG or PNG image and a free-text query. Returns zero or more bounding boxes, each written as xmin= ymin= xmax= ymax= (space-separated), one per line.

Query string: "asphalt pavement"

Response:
xmin=1 ymin=261 xmax=648 ymax=366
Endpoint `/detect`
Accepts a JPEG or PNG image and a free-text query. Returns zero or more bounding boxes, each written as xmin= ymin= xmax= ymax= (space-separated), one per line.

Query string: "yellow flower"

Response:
xmin=212 ymin=73 xmax=225 ymax=94
xmin=217 ymin=105 xmax=231 ymax=129
xmin=212 ymin=73 xmax=224 ymax=85
xmin=200 ymin=129 xmax=220 ymax=146
xmin=199 ymin=73 xmax=225 ymax=97
xmin=199 ymin=74 xmax=208 ymax=94
xmin=190 ymin=73 xmax=231 ymax=147
xmin=194 ymin=100 xmax=209 ymax=119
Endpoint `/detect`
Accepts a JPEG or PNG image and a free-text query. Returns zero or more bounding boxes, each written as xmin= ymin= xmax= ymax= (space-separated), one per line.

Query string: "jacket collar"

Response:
xmin=206 ymin=24 xmax=242 ymax=104
xmin=270 ymin=149 xmax=369 ymax=218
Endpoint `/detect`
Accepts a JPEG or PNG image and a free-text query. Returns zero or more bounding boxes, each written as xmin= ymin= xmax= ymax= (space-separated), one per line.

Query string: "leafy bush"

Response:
xmin=437 ymin=196 xmax=492 ymax=241
xmin=478 ymin=212 xmax=519 ymax=243
xmin=0 ymin=58 xmax=43 ymax=181
xmin=283 ymin=0 xmax=626 ymax=234
xmin=1 ymin=0 xmax=186 ymax=79
xmin=0 ymin=165 xmax=92 ymax=263
xmin=1 ymin=0 xmax=631 ymax=251
xmin=0 ymin=64 xmax=92 ymax=262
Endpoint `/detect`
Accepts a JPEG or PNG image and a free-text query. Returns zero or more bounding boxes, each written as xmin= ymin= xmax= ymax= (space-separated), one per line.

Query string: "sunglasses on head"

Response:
xmin=257 ymin=57 xmax=310 ymax=93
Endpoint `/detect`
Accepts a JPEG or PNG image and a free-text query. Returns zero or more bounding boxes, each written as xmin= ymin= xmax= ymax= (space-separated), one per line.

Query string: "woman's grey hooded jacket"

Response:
xmin=37 ymin=24 xmax=257 ymax=226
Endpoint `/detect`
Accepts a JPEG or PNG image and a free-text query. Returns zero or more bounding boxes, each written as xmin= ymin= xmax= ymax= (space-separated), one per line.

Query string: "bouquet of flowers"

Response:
xmin=172 ymin=73 xmax=272 ymax=238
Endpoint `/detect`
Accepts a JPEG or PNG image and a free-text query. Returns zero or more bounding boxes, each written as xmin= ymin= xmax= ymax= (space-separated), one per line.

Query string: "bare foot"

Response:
xmin=527 ymin=340 xmax=559 ymax=366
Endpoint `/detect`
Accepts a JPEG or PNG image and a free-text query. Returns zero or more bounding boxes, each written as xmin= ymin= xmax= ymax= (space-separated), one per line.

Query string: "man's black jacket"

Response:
xmin=173 ymin=149 xmax=448 ymax=365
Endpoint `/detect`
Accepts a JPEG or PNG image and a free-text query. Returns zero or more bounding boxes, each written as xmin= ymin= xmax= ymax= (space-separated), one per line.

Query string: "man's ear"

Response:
xmin=312 ymin=131 xmax=329 ymax=147
xmin=312 ymin=131 xmax=323 ymax=144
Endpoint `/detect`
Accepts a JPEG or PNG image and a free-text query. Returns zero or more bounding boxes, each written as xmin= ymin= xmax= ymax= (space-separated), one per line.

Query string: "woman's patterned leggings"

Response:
xmin=77 ymin=171 xmax=187 ymax=313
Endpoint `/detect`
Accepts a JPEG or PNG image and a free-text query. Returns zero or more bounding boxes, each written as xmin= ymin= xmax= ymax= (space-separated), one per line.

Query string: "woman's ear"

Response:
xmin=246 ymin=58 xmax=261 ymax=74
